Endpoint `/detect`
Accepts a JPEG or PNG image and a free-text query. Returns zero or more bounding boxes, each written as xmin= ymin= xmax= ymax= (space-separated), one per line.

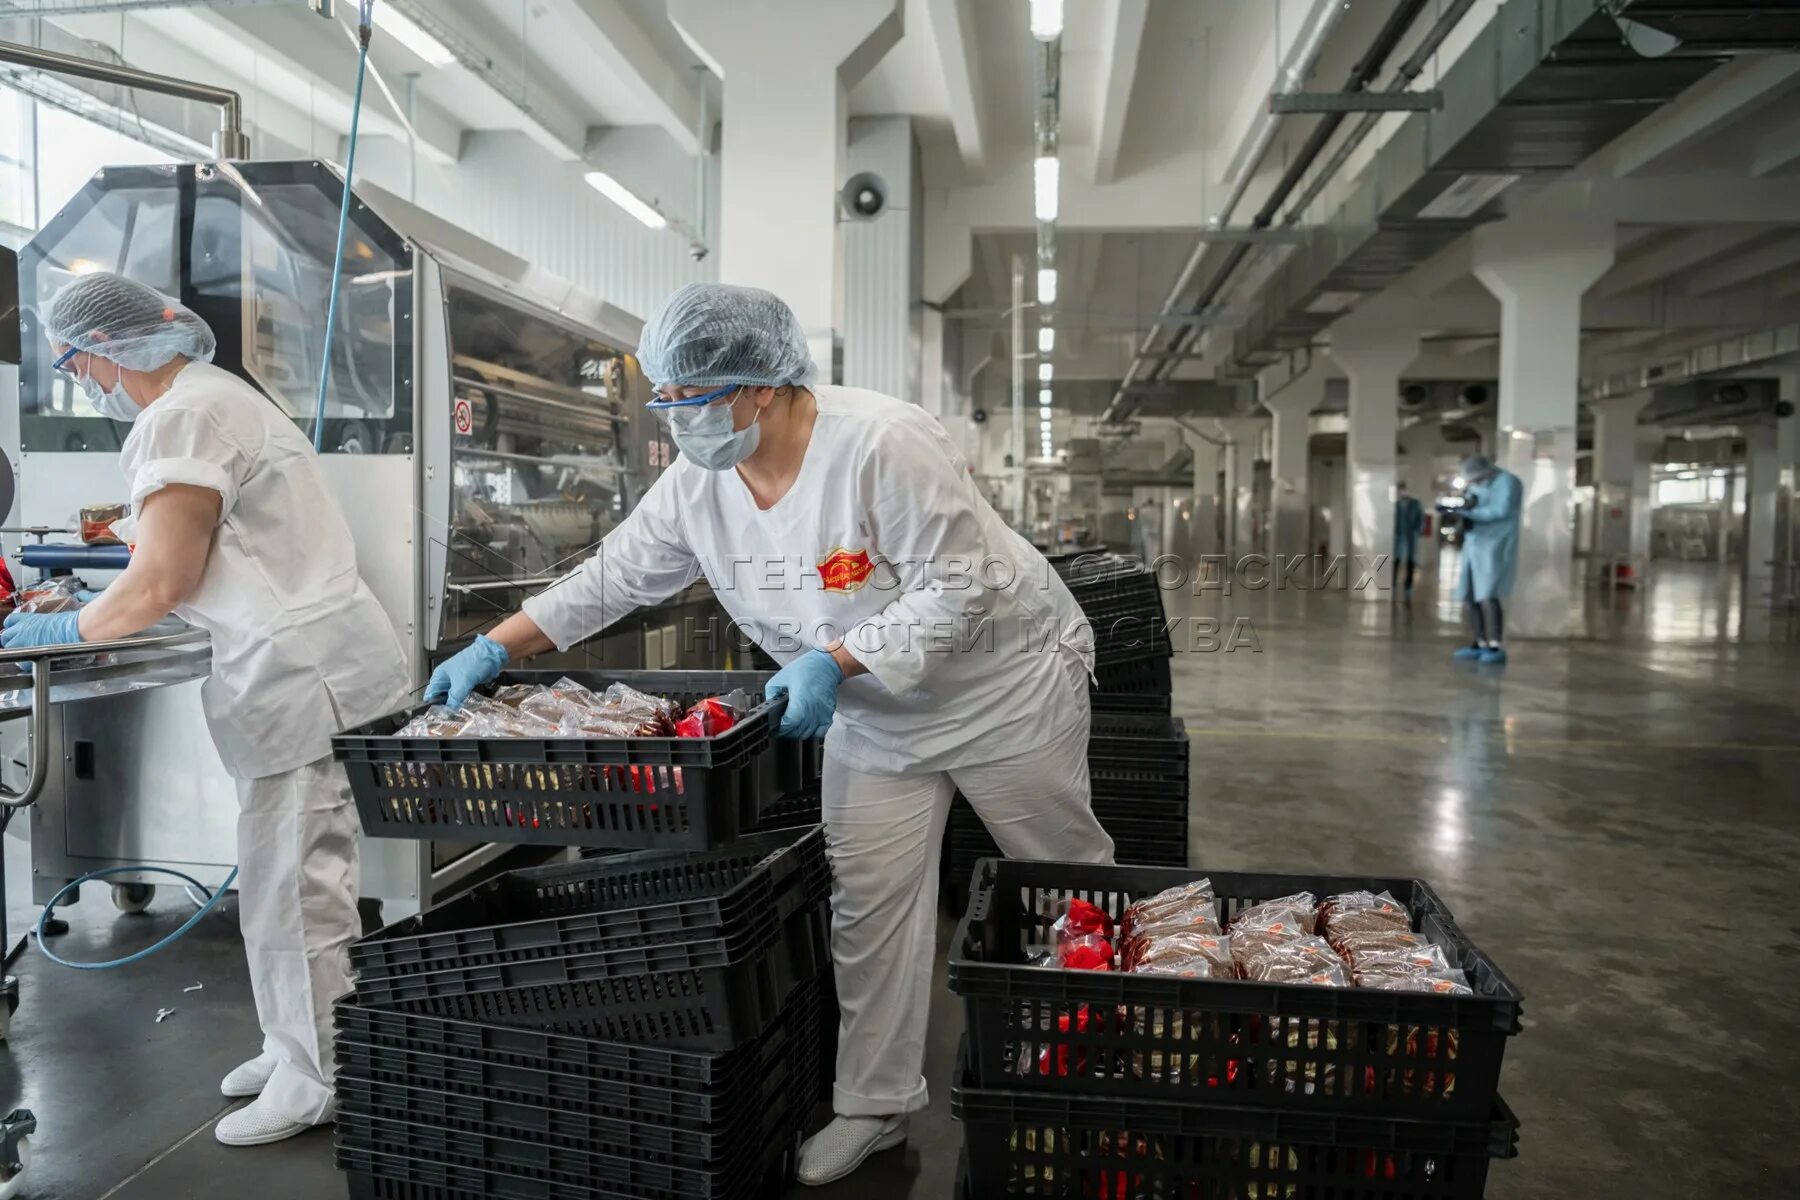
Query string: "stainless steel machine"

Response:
xmin=6 ymin=159 xmax=731 ymax=918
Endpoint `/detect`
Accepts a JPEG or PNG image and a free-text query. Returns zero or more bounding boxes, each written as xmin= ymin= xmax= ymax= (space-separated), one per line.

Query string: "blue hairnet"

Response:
xmin=637 ymin=282 xmax=817 ymax=391
xmin=45 ymin=272 xmax=216 ymax=372
xmin=1460 ymin=454 xmax=1493 ymax=480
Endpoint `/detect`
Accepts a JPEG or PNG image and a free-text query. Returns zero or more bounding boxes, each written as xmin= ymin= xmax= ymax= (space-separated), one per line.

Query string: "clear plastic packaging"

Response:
xmin=1238 ymin=936 xmax=1348 ymax=987
xmin=1052 ymin=896 xmax=1115 ymax=942
xmin=1121 ymin=879 xmax=1216 ymax=942
xmin=1348 ymin=943 xmax=1461 ymax=982
xmin=674 ymin=690 xmax=748 ymax=738
xmin=1056 ymin=932 xmax=1114 ymax=972
xmin=14 ymin=578 xmax=85 ymax=614
xmin=1228 ymin=924 xmax=1308 ymax=975
xmin=1359 ymin=974 xmax=1474 ymax=996
xmin=1320 ymin=890 xmax=1412 ymax=947
xmin=1334 ymin=929 xmax=1431 ymax=966
xmin=80 ymin=503 xmax=128 ymax=545
xmin=1129 ymin=931 xmax=1233 ymax=978
xmin=1231 ymin=892 xmax=1318 ymax=935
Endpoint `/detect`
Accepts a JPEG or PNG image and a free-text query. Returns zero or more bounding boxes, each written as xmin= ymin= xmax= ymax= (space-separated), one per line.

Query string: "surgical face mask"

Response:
xmin=80 ymin=369 xmax=139 ymax=423
xmin=665 ymin=389 xmax=761 ymax=471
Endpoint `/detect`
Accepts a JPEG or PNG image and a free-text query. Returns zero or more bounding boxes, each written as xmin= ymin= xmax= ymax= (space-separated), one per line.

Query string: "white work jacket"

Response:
xmin=113 ymin=362 xmax=409 ymax=779
xmin=522 ymin=385 xmax=1093 ymax=774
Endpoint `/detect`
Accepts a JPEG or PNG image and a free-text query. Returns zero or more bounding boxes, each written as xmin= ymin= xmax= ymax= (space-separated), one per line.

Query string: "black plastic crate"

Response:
xmin=1088 ymin=690 xmax=1171 ymax=715
xmin=335 ymin=977 xmax=824 ymax=1129
xmin=1087 ymin=720 xmax=1188 ymax=773
xmin=353 ymin=896 xmax=828 ymax=1051
xmin=950 ymin=858 xmax=1523 ymax=1118
xmin=334 ymin=670 xmax=797 ymax=851
xmin=1089 ymin=769 xmax=1189 ymax=803
xmin=352 ymin=827 xmax=827 ymax=982
xmin=338 ymin=1102 xmax=803 ymax=1200
xmin=1093 ymin=654 xmax=1173 ymax=694
xmin=954 ymin=1041 xmax=1518 ymax=1199
xmin=748 ymin=787 xmax=823 ymax=832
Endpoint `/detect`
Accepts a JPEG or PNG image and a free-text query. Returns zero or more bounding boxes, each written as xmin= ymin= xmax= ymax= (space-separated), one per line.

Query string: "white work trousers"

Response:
xmin=824 ymin=694 xmax=1114 ymax=1116
xmin=235 ymin=754 xmax=361 ymax=1123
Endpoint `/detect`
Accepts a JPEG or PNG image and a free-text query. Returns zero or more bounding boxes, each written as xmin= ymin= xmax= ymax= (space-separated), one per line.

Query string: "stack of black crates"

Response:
xmin=947 ymin=859 xmax=1528 ymax=1197
xmin=331 ymin=670 xmax=833 ymax=1200
xmin=942 ymin=552 xmax=1190 ymax=907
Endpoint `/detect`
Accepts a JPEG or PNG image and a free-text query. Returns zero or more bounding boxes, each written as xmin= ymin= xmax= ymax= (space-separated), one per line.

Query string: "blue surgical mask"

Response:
xmin=80 ymin=371 xmax=139 ymax=423
xmin=666 ymin=389 xmax=761 ymax=471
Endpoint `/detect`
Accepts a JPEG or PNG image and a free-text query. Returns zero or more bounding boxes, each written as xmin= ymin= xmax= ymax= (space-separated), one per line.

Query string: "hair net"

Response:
xmin=637 ymin=282 xmax=817 ymax=391
xmin=44 ymin=272 xmax=216 ymax=372
xmin=1460 ymin=454 xmax=1493 ymax=480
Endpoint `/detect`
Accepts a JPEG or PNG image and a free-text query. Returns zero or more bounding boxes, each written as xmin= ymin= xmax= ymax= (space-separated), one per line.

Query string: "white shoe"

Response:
xmin=796 ymin=1115 xmax=908 ymax=1186
xmin=219 ymin=1053 xmax=278 ymax=1099
xmin=214 ymin=1094 xmax=329 ymax=1147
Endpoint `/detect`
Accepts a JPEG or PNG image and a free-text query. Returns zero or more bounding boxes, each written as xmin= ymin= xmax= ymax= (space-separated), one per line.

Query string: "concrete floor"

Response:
xmin=1 ymin=558 xmax=1797 ymax=1199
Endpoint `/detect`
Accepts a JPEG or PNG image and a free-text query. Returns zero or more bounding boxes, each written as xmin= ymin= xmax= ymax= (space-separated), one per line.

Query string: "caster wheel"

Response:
xmin=111 ymin=882 xmax=155 ymax=914
xmin=0 ymin=1136 xmax=28 ymax=1200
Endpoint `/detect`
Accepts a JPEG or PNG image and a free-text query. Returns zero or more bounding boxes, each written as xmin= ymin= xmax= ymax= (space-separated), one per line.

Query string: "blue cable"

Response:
xmin=35 ymin=865 xmax=239 ymax=971
xmin=313 ymin=1 xmax=376 ymax=452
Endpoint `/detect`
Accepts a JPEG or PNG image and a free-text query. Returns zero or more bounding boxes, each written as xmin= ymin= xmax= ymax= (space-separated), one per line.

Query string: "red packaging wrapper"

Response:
xmin=1056 ymin=932 xmax=1114 ymax=972
xmin=1053 ymin=896 xmax=1114 ymax=941
xmin=675 ymin=696 xmax=740 ymax=738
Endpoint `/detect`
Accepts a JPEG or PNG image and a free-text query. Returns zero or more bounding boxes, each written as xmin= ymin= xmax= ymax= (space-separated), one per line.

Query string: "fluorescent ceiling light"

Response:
xmin=1038 ymin=363 xmax=1053 ymax=383
xmin=1037 ymin=268 xmax=1057 ymax=304
xmin=1033 ymin=155 xmax=1059 ymax=222
xmin=1038 ymin=387 xmax=1052 ymax=406
xmin=1037 ymin=327 xmax=1055 ymax=353
xmin=585 ymin=171 xmax=668 ymax=230
xmin=1029 ymin=0 xmax=1063 ymax=41
xmin=1039 ymin=405 xmax=1053 ymax=420
xmin=1040 ymin=419 xmax=1053 ymax=432
xmin=374 ymin=5 xmax=456 ymax=67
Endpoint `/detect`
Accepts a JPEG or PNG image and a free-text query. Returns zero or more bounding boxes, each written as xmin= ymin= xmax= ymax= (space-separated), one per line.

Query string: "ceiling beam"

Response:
xmin=923 ymin=0 xmax=986 ymax=178
xmin=1594 ymin=225 xmax=1771 ymax=298
xmin=1751 ymin=101 xmax=1800 ymax=177
xmin=1607 ymin=55 xmax=1800 ymax=178
xmin=384 ymin=0 xmax=589 ymax=161
xmin=536 ymin=0 xmax=702 ymax=155
xmin=1599 ymin=175 xmax=1800 ymax=225
xmin=1089 ymin=0 xmax=1148 ymax=186
xmin=133 ymin=6 xmax=464 ymax=163
xmin=1685 ymin=232 xmax=1800 ymax=296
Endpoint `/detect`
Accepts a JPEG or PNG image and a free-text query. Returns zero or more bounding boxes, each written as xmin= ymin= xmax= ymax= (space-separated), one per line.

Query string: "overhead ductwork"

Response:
xmin=1224 ymin=0 xmax=1779 ymax=377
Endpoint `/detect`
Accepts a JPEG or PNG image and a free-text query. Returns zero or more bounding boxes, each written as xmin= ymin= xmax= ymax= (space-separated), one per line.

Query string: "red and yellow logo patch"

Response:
xmin=817 ymin=547 xmax=875 ymax=593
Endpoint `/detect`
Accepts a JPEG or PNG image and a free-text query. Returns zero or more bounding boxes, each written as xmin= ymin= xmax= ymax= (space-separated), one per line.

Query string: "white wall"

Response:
xmin=355 ymin=129 xmax=716 ymax=324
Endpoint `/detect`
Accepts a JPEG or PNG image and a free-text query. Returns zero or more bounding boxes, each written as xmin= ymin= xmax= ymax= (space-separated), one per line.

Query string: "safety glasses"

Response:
xmin=51 ymin=345 xmax=80 ymax=375
xmin=645 ymin=384 xmax=737 ymax=412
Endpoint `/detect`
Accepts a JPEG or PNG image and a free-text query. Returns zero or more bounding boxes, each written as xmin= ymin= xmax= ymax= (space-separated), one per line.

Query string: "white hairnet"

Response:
xmin=637 ymin=282 xmax=817 ymax=391
xmin=45 ymin=272 xmax=216 ymax=372
xmin=1460 ymin=454 xmax=1494 ymax=479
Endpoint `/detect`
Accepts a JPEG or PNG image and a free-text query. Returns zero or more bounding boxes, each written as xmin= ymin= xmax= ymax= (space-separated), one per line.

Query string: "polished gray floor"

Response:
xmin=2 ymin=559 xmax=1796 ymax=1199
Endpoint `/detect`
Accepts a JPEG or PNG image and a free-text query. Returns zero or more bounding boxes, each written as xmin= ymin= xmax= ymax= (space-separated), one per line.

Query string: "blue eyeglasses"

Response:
xmin=645 ymin=385 xmax=738 ymax=411
xmin=51 ymin=346 xmax=80 ymax=374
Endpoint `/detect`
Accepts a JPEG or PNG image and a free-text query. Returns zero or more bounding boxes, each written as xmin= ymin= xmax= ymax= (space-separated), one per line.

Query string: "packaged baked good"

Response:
xmin=674 ymin=691 xmax=747 ymax=738
xmin=1239 ymin=936 xmax=1348 ymax=987
xmin=1231 ymin=892 xmax=1318 ymax=935
xmin=396 ymin=706 xmax=475 ymax=737
xmin=1121 ymin=879 xmax=1216 ymax=940
xmin=1129 ymin=931 xmax=1233 ymax=978
xmin=80 ymin=502 xmax=128 ymax=544
xmin=1359 ymin=974 xmax=1473 ymax=996
xmin=14 ymin=578 xmax=85 ymax=614
xmin=1334 ymin=929 xmax=1430 ymax=965
xmin=1349 ymin=943 xmax=1461 ymax=982
xmin=1229 ymin=922 xmax=1309 ymax=974
xmin=1321 ymin=891 xmax=1412 ymax=948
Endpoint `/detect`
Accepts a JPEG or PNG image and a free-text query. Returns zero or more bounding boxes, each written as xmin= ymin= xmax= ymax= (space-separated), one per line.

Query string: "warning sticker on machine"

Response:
xmin=453 ymin=396 xmax=474 ymax=436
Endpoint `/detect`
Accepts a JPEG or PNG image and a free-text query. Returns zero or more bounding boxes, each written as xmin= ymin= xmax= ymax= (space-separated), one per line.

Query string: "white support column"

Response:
xmin=1259 ymin=369 xmax=1325 ymax=562
xmin=1744 ymin=417 xmax=1780 ymax=601
xmin=669 ymin=0 xmax=903 ymax=379
xmin=1331 ymin=308 xmax=1417 ymax=602
xmin=1472 ymin=212 xmax=1616 ymax=636
xmin=1777 ymin=372 xmax=1800 ymax=597
xmin=920 ymin=202 xmax=972 ymax=418
xmin=1215 ymin=418 xmax=1266 ymax=565
xmin=1632 ymin=425 xmax=1662 ymax=568
xmin=1182 ymin=429 xmax=1224 ymax=559
xmin=1587 ymin=391 xmax=1655 ymax=581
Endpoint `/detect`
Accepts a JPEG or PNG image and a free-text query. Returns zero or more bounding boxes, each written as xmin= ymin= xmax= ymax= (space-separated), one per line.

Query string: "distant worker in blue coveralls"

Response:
xmin=1393 ymin=482 xmax=1424 ymax=604
xmin=1444 ymin=454 xmax=1522 ymax=665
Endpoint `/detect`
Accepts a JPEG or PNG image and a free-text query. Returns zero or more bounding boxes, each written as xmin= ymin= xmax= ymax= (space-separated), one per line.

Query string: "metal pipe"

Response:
xmin=0 ymin=37 xmax=248 ymax=158
xmin=1109 ymin=0 xmax=1351 ymax=412
xmin=1010 ymin=255 xmax=1026 ymax=525
xmin=1111 ymin=0 xmax=1432 ymax=417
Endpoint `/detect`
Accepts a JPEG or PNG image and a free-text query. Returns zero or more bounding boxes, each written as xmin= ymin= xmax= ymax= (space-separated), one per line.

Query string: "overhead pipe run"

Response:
xmin=1101 ymin=0 xmax=1434 ymax=425
xmin=0 ymin=38 xmax=249 ymax=158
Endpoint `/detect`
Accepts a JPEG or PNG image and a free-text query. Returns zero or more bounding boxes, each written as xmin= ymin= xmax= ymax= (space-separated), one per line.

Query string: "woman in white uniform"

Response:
xmin=427 ymin=282 xmax=1115 ymax=1185
xmin=2 ymin=273 xmax=409 ymax=1147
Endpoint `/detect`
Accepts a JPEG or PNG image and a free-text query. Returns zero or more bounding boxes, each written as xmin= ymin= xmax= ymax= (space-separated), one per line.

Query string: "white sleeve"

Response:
xmin=842 ymin=422 xmax=999 ymax=697
xmin=520 ymin=468 xmax=701 ymax=651
xmin=126 ymin=405 xmax=245 ymax=520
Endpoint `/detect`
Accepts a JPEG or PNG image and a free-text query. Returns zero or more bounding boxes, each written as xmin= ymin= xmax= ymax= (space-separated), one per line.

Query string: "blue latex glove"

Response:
xmin=422 ymin=635 xmax=510 ymax=709
xmin=2 ymin=609 xmax=84 ymax=649
xmin=765 ymin=648 xmax=844 ymax=740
